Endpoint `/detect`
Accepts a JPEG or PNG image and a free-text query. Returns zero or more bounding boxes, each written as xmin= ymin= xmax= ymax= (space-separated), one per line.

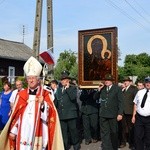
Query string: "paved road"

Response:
xmin=71 ymin=140 xmax=129 ymax=150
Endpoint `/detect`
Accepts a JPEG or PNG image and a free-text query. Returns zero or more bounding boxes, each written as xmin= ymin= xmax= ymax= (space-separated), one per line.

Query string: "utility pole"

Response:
xmin=47 ymin=0 xmax=54 ymax=73
xmin=47 ymin=0 xmax=53 ymax=52
xmin=33 ymin=0 xmax=53 ymax=69
xmin=22 ymin=25 xmax=25 ymax=44
xmin=33 ymin=0 xmax=43 ymax=60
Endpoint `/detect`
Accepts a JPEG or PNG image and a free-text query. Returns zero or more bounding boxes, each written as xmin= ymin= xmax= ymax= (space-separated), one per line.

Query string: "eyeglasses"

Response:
xmin=27 ymin=76 xmax=38 ymax=80
xmin=16 ymin=84 xmax=22 ymax=86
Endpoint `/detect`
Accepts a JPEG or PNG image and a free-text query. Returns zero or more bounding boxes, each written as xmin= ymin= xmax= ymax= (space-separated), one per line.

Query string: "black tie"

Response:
xmin=141 ymin=89 xmax=149 ymax=108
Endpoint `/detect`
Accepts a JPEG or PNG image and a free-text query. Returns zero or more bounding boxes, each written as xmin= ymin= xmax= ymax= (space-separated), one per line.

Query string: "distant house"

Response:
xmin=0 ymin=38 xmax=34 ymax=83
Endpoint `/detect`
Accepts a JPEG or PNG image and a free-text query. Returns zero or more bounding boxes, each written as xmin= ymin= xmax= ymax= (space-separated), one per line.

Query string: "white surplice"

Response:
xmin=10 ymin=95 xmax=48 ymax=150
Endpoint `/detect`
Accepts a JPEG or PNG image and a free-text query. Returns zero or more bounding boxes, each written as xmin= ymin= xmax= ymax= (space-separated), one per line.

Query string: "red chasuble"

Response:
xmin=0 ymin=87 xmax=64 ymax=150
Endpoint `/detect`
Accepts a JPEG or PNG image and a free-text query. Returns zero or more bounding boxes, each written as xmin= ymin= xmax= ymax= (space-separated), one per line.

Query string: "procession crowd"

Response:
xmin=0 ymin=56 xmax=150 ymax=150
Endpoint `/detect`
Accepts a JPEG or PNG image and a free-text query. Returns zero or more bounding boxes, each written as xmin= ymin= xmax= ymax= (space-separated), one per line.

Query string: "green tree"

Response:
xmin=118 ymin=52 xmax=150 ymax=82
xmin=136 ymin=53 xmax=150 ymax=67
xmin=54 ymin=50 xmax=78 ymax=80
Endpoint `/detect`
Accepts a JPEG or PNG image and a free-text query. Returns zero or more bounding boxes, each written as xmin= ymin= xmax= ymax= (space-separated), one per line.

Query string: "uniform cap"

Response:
xmin=123 ymin=76 xmax=132 ymax=81
xmin=61 ymin=70 xmax=71 ymax=80
xmin=144 ymin=76 xmax=150 ymax=83
xmin=104 ymin=74 xmax=114 ymax=81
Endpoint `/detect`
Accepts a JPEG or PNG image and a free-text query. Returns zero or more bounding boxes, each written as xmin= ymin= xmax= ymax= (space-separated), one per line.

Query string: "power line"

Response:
xmin=124 ymin=0 xmax=150 ymax=24
xmin=134 ymin=0 xmax=150 ymax=18
xmin=105 ymin=0 xmax=150 ymax=32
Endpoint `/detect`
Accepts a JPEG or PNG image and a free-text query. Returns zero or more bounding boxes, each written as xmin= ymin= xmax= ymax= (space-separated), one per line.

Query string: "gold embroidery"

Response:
xmin=33 ymin=137 xmax=42 ymax=150
xmin=50 ymin=117 xmax=55 ymax=122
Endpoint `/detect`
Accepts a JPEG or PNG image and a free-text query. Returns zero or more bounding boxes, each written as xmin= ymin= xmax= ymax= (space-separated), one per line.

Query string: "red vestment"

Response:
xmin=0 ymin=86 xmax=64 ymax=150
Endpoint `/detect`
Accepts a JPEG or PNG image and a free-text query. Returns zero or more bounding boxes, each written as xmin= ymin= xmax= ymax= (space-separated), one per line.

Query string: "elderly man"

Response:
xmin=132 ymin=76 xmax=150 ymax=150
xmin=9 ymin=79 xmax=24 ymax=111
xmin=0 ymin=56 xmax=64 ymax=150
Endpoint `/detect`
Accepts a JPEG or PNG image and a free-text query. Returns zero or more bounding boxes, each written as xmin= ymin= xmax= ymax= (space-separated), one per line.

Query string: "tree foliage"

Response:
xmin=118 ymin=52 xmax=150 ymax=82
xmin=54 ymin=50 xmax=78 ymax=80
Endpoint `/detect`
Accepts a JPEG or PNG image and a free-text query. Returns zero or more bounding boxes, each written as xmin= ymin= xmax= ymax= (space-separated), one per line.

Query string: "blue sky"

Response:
xmin=0 ymin=0 xmax=150 ymax=66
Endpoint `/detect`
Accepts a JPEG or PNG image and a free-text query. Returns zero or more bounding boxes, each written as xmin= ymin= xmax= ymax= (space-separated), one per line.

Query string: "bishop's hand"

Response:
xmin=36 ymin=96 xmax=44 ymax=104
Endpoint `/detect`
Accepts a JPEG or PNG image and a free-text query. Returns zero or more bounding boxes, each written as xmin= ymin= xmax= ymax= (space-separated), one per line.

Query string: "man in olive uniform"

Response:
xmin=120 ymin=77 xmax=138 ymax=149
xmin=80 ymin=89 xmax=99 ymax=145
xmin=94 ymin=74 xmax=123 ymax=150
xmin=54 ymin=71 xmax=80 ymax=150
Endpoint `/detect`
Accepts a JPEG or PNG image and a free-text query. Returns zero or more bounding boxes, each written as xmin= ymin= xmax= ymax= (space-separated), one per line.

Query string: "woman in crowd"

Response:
xmin=0 ymin=81 xmax=12 ymax=132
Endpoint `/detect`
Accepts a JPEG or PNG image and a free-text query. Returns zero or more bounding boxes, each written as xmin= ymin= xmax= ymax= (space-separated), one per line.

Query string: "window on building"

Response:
xmin=8 ymin=66 xmax=15 ymax=84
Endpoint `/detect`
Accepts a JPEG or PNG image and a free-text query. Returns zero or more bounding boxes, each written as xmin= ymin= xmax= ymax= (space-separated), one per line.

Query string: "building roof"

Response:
xmin=0 ymin=38 xmax=34 ymax=61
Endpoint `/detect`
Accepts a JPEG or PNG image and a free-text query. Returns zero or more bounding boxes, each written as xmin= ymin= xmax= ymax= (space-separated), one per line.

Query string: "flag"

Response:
xmin=39 ymin=50 xmax=55 ymax=65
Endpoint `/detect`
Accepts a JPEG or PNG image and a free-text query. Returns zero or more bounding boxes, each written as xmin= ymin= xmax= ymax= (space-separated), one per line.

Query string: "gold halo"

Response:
xmin=87 ymin=34 xmax=111 ymax=59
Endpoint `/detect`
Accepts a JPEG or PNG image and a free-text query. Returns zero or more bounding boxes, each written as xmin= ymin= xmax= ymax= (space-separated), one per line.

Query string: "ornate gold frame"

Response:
xmin=78 ymin=27 xmax=118 ymax=88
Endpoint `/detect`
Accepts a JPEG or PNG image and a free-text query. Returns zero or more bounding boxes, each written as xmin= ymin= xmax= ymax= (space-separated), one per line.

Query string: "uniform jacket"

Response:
xmin=55 ymin=85 xmax=78 ymax=120
xmin=93 ymin=84 xmax=123 ymax=118
xmin=80 ymin=89 xmax=98 ymax=115
xmin=123 ymin=85 xmax=138 ymax=115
